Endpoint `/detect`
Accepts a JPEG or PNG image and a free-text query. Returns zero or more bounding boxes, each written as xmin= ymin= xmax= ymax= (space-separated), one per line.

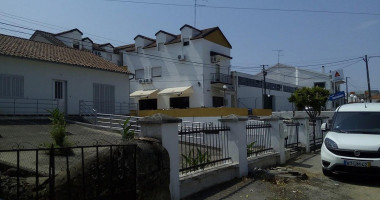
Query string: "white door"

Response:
xmin=54 ymin=80 xmax=67 ymax=113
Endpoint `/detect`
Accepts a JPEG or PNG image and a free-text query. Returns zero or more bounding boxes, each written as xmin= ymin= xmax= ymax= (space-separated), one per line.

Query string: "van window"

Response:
xmin=332 ymin=112 xmax=380 ymax=134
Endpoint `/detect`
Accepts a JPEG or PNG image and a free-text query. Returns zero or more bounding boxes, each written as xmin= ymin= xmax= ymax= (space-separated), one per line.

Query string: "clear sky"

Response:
xmin=1 ymin=0 xmax=379 ymax=93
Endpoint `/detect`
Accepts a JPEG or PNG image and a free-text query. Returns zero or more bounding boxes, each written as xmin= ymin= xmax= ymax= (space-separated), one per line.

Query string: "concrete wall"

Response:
xmin=56 ymin=31 xmax=82 ymax=48
xmin=138 ymin=107 xmax=247 ymax=117
xmin=0 ymin=55 xmax=130 ymax=115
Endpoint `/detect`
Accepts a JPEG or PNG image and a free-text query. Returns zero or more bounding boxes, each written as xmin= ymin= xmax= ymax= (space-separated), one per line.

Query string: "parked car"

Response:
xmin=321 ymin=103 xmax=380 ymax=176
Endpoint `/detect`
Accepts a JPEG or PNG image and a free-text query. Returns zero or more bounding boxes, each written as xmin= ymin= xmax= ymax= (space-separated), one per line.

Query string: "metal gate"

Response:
xmin=284 ymin=121 xmax=300 ymax=151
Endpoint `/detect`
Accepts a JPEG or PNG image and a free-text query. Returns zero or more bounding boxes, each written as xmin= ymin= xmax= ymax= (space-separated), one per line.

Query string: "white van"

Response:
xmin=321 ymin=103 xmax=380 ymax=176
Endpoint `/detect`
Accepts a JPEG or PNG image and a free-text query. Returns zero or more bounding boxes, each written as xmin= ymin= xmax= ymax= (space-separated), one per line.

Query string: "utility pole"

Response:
xmin=194 ymin=0 xmax=197 ymax=27
xmin=273 ymin=50 xmax=283 ymax=65
xmin=345 ymin=77 xmax=349 ymax=104
xmin=364 ymin=55 xmax=372 ymax=102
xmin=261 ymin=65 xmax=268 ymax=109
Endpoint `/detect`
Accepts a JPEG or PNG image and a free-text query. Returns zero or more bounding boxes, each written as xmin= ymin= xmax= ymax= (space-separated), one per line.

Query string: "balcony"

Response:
xmin=210 ymin=73 xmax=232 ymax=85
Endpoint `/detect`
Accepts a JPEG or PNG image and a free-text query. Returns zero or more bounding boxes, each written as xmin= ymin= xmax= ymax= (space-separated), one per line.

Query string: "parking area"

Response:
xmin=0 ymin=119 xmax=122 ymax=175
xmin=185 ymin=152 xmax=380 ymax=200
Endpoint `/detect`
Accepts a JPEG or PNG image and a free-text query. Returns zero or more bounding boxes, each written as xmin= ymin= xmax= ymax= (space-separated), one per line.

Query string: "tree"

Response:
xmin=288 ymin=87 xmax=330 ymax=119
xmin=288 ymin=87 xmax=330 ymax=151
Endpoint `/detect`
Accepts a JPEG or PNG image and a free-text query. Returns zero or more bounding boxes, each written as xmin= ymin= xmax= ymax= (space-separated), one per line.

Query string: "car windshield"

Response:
xmin=332 ymin=112 xmax=380 ymax=134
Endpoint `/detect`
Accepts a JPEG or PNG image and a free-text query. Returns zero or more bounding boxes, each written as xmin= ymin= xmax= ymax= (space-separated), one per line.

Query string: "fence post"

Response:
xmin=264 ymin=117 xmax=286 ymax=164
xmin=219 ymin=114 xmax=248 ymax=177
xmin=138 ymin=113 xmax=182 ymax=200
xmin=297 ymin=118 xmax=311 ymax=153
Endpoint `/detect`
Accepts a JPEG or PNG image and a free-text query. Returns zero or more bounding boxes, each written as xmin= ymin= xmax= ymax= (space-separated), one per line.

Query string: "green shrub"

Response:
xmin=121 ymin=118 xmax=135 ymax=140
xmin=47 ymin=108 xmax=69 ymax=148
xmin=247 ymin=141 xmax=257 ymax=155
xmin=182 ymin=148 xmax=211 ymax=171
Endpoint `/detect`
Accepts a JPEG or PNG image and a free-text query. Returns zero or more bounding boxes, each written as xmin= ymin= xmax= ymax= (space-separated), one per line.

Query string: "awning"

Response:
xmin=130 ymin=89 xmax=159 ymax=98
xmin=158 ymin=86 xmax=193 ymax=96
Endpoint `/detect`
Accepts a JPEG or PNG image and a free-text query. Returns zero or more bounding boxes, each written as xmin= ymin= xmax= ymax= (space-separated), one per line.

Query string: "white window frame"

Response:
xmin=183 ymin=38 xmax=190 ymax=46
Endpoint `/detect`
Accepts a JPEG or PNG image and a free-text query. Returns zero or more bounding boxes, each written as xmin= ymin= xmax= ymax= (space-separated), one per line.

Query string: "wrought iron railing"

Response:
xmin=0 ymin=98 xmax=59 ymax=115
xmin=246 ymin=120 xmax=272 ymax=157
xmin=284 ymin=121 xmax=300 ymax=151
xmin=210 ymin=73 xmax=232 ymax=85
xmin=178 ymin=122 xmax=231 ymax=175
xmin=0 ymin=143 xmax=137 ymax=200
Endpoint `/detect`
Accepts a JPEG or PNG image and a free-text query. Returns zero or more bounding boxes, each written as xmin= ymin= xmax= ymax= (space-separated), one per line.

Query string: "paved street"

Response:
xmin=184 ymin=151 xmax=380 ymax=200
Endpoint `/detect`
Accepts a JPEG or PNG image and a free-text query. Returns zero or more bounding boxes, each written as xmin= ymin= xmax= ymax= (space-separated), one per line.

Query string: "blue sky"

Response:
xmin=1 ymin=0 xmax=380 ymax=93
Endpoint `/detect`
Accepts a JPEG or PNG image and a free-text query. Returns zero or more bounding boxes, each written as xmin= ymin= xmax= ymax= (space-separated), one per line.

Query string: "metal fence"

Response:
xmin=284 ymin=121 xmax=300 ymax=151
xmin=309 ymin=120 xmax=324 ymax=151
xmin=0 ymin=143 xmax=137 ymax=200
xmin=79 ymin=100 xmax=138 ymax=115
xmin=178 ymin=122 xmax=231 ymax=175
xmin=0 ymin=98 xmax=59 ymax=115
xmin=246 ymin=120 xmax=273 ymax=157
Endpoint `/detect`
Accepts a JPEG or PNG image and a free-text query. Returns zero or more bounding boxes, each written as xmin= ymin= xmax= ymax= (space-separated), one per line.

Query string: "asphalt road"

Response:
xmin=184 ymin=151 xmax=380 ymax=200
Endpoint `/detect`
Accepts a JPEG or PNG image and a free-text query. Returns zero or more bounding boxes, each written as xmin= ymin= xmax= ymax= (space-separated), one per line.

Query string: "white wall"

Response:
xmin=0 ymin=55 xmax=130 ymax=115
xmin=234 ymin=72 xmax=296 ymax=111
xmin=124 ymin=35 xmax=232 ymax=109
xmin=55 ymin=31 xmax=83 ymax=48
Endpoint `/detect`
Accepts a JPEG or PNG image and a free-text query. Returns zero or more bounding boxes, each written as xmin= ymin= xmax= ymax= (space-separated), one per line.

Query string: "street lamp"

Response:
xmin=223 ymin=85 xmax=228 ymax=107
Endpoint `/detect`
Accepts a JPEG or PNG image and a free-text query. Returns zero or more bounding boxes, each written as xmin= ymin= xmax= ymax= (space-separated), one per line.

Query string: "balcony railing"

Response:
xmin=210 ymin=73 xmax=232 ymax=85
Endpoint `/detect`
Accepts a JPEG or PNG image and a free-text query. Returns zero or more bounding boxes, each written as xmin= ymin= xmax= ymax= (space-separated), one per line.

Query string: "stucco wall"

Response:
xmin=0 ymin=55 xmax=130 ymax=115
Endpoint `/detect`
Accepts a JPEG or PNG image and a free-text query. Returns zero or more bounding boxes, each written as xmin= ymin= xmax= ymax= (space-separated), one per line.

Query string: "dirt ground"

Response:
xmin=184 ymin=152 xmax=380 ymax=200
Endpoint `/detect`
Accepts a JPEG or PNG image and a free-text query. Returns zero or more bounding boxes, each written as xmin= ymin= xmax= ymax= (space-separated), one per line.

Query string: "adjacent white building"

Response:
xmin=233 ymin=71 xmax=298 ymax=112
xmin=237 ymin=64 xmax=336 ymax=111
xmin=122 ymin=25 xmax=234 ymax=110
xmin=0 ymin=34 xmax=132 ymax=115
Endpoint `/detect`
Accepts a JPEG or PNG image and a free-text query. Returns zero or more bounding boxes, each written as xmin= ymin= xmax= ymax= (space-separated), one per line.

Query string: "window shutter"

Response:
xmin=135 ymin=69 xmax=144 ymax=79
xmin=152 ymin=67 xmax=162 ymax=77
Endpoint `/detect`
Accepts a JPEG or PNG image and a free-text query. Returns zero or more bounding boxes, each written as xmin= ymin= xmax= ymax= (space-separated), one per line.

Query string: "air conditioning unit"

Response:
xmin=144 ymin=78 xmax=152 ymax=83
xmin=138 ymin=79 xmax=144 ymax=84
xmin=211 ymin=56 xmax=219 ymax=63
xmin=178 ymin=54 xmax=185 ymax=61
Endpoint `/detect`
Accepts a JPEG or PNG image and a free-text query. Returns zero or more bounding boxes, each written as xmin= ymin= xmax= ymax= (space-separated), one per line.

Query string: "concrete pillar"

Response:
xmin=219 ymin=114 xmax=248 ymax=177
xmin=297 ymin=118 xmax=311 ymax=153
xmin=138 ymin=113 xmax=182 ymax=200
xmin=265 ymin=117 xmax=286 ymax=164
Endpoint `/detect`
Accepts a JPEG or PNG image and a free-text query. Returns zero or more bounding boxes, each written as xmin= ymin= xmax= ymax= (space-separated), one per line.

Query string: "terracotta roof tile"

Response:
xmin=115 ymin=44 xmax=135 ymax=52
xmin=0 ymin=34 xmax=130 ymax=74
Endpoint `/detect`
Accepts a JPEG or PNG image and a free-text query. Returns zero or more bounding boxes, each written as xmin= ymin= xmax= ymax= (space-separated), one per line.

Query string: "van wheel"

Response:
xmin=323 ymin=168 xmax=333 ymax=177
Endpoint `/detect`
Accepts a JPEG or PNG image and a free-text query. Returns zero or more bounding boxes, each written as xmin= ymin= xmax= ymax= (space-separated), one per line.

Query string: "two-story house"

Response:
xmin=122 ymin=25 xmax=234 ymax=111
xmin=30 ymin=29 xmax=123 ymax=66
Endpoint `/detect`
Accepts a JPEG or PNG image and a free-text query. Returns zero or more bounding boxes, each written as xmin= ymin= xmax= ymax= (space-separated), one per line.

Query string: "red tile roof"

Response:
xmin=0 ymin=34 xmax=131 ymax=74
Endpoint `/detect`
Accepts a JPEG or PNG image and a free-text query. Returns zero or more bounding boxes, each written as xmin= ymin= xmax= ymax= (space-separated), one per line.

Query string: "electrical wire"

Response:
xmin=105 ymin=0 xmax=380 ymax=16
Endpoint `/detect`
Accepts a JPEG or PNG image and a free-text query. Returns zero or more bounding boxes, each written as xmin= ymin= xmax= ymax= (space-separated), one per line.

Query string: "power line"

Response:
xmin=105 ymin=0 xmax=380 ymax=16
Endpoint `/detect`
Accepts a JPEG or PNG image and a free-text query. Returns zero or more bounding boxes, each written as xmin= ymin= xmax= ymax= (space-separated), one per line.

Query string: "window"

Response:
xmin=157 ymin=43 xmax=164 ymax=51
xmin=151 ymin=67 xmax=162 ymax=77
xmin=135 ymin=69 xmax=144 ymax=79
xmin=314 ymin=82 xmax=326 ymax=88
xmin=139 ymin=99 xmax=157 ymax=110
xmin=93 ymin=83 xmax=115 ymax=113
xmin=213 ymin=96 xmax=224 ymax=107
xmin=183 ymin=38 xmax=189 ymax=46
xmin=73 ymin=40 xmax=80 ymax=49
xmin=0 ymin=74 xmax=24 ymax=98
xmin=54 ymin=81 xmax=64 ymax=99
xmin=283 ymin=85 xmax=297 ymax=93
xmin=170 ymin=97 xmax=189 ymax=109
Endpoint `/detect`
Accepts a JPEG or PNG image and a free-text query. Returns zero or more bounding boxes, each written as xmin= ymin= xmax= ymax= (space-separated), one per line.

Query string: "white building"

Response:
xmin=253 ymin=64 xmax=336 ymax=110
xmin=30 ymin=29 xmax=123 ymax=66
xmin=0 ymin=34 xmax=132 ymax=115
xmin=233 ymin=71 xmax=298 ymax=112
xmin=122 ymin=25 xmax=234 ymax=110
